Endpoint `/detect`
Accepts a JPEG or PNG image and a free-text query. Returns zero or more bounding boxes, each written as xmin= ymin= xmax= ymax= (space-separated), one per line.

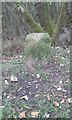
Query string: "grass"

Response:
xmin=0 ymin=108 xmax=2 ymax=119
xmin=2 ymin=46 xmax=70 ymax=118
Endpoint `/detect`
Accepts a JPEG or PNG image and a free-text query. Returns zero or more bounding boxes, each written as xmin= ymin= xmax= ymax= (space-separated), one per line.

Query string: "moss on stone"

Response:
xmin=24 ymin=33 xmax=51 ymax=61
xmin=25 ymin=41 xmax=51 ymax=61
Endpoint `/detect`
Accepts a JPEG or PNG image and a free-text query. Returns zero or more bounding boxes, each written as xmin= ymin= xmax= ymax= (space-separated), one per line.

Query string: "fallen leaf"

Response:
xmin=43 ymin=113 xmax=49 ymax=118
xmin=57 ymin=87 xmax=62 ymax=91
xmin=67 ymin=98 xmax=71 ymax=103
xmin=36 ymin=74 xmax=40 ymax=78
xmin=54 ymin=94 xmax=64 ymax=97
xmin=19 ymin=112 xmax=26 ymax=118
xmin=47 ymin=95 xmax=51 ymax=101
xmin=53 ymin=101 xmax=59 ymax=106
xmin=59 ymin=106 xmax=61 ymax=109
xmin=62 ymin=89 xmax=67 ymax=92
xmin=19 ymin=55 xmax=22 ymax=58
xmin=29 ymin=92 xmax=32 ymax=95
xmin=20 ymin=95 xmax=28 ymax=101
xmin=62 ymin=98 xmax=65 ymax=101
xmin=64 ymin=96 xmax=67 ymax=98
xmin=60 ymin=64 xmax=64 ymax=66
xmin=67 ymin=50 xmax=70 ymax=54
xmin=4 ymin=93 xmax=6 ymax=97
xmin=59 ymin=81 xmax=62 ymax=84
xmin=7 ymin=95 xmax=11 ymax=99
xmin=31 ymin=111 xmax=39 ymax=117
xmin=36 ymin=85 xmax=38 ymax=88
xmin=35 ymin=94 xmax=39 ymax=97
xmin=46 ymin=114 xmax=50 ymax=118
xmin=4 ymin=80 xmax=9 ymax=85
xmin=60 ymin=98 xmax=65 ymax=103
xmin=11 ymin=57 xmax=13 ymax=60
xmin=61 ymin=57 xmax=65 ymax=60
xmin=10 ymin=75 xmax=18 ymax=82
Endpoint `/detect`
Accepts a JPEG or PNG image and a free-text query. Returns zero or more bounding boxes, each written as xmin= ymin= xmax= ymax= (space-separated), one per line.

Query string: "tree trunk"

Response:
xmin=35 ymin=2 xmax=54 ymax=37
xmin=22 ymin=10 xmax=45 ymax=33
xmin=50 ymin=2 xmax=61 ymax=23
xmin=2 ymin=2 xmax=46 ymax=56
xmin=51 ymin=3 xmax=71 ymax=47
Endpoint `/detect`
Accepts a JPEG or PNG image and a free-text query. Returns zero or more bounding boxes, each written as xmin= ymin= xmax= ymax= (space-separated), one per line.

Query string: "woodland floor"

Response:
xmin=1 ymin=46 xmax=71 ymax=118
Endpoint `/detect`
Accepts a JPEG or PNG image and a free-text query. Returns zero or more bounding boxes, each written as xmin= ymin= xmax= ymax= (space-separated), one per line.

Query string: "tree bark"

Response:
xmin=51 ymin=3 xmax=71 ymax=47
xmin=35 ymin=2 xmax=54 ymax=37
xmin=22 ymin=10 xmax=45 ymax=33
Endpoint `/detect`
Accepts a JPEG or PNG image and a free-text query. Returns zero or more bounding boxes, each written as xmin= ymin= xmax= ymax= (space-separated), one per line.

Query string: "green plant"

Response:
xmin=0 ymin=107 xmax=2 ymax=119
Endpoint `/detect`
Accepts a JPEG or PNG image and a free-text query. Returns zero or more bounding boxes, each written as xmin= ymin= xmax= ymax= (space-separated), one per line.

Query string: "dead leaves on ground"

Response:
xmin=19 ymin=111 xmax=39 ymax=118
xmin=20 ymin=95 xmax=29 ymax=101
xmin=53 ymin=101 xmax=59 ymax=107
xmin=10 ymin=75 xmax=18 ymax=82
xmin=47 ymin=95 xmax=51 ymax=101
xmin=31 ymin=111 xmax=39 ymax=117
xmin=19 ymin=111 xmax=26 ymax=118
xmin=47 ymin=95 xmax=60 ymax=107
xmin=36 ymin=74 xmax=40 ymax=79
xmin=67 ymin=98 xmax=72 ymax=103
